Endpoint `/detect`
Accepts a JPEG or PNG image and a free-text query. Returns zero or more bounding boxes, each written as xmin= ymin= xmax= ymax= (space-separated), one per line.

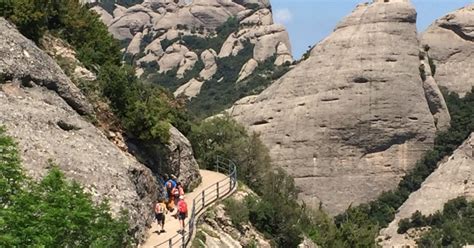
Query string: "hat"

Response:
xmin=179 ymin=195 xmax=184 ymax=199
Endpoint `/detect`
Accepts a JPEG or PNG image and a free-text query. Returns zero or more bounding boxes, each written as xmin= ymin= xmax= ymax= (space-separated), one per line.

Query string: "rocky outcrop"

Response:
xmin=229 ymin=1 xmax=438 ymax=215
xmin=0 ymin=17 xmax=159 ymax=243
xmin=126 ymin=32 xmax=144 ymax=56
xmin=91 ymin=5 xmax=113 ymax=26
xmin=0 ymin=83 xmax=159 ymax=243
xmin=237 ymin=58 xmax=258 ymax=82
xmin=419 ymin=47 xmax=451 ymax=132
xmin=40 ymin=35 xmax=97 ymax=82
xmin=379 ymin=133 xmax=474 ymax=247
xmin=197 ymin=186 xmax=271 ymax=248
xmin=421 ymin=3 xmax=474 ymax=96
xmin=165 ymin=126 xmax=202 ymax=190
xmin=199 ymin=48 xmax=218 ymax=80
xmin=158 ymin=43 xmax=190 ymax=72
xmin=126 ymin=124 xmax=202 ymax=191
xmin=92 ymin=0 xmax=292 ymax=100
xmin=219 ymin=22 xmax=292 ymax=63
xmin=0 ymin=18 xmax=93 ymax=116
xmin=177 ymin=51 xmax=198 ymax=78
xmin=174 ymin=78 xmax=204 ymax=98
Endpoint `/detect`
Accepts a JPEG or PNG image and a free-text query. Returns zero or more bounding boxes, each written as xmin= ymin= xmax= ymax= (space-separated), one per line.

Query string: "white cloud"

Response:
xmin=274 ymin=8 xmax=293 ymax=24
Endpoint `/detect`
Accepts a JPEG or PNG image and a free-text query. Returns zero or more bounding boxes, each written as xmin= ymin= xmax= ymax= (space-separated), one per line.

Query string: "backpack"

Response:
xmin=155 ymin=203 xmax=163 ymax=214
xmin=172 ymin=187 xmax=179 ymax=197
xmin=178 ymin=200 xmax=188 ymax=214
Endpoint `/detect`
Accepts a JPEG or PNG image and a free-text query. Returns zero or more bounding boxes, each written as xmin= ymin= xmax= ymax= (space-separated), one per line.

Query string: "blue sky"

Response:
xmin=270 ymin=0 xmax=472 ymax=59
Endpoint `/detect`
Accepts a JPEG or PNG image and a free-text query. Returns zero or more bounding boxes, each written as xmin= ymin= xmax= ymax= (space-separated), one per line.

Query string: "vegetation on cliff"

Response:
xmin=1 ymin=0 xmax=190 ymax=143
xmin=0 ymin=127 xmax=131 ymax=247
xmin=326 ymin=88 xmax=474 ymax=247
xmin=398 ymin=197 xmax=474 ymax=247
xmin=141 ymin=16 xmax=291 ymax=118
xmin=190 ymin=116 xmax=329 ymax=247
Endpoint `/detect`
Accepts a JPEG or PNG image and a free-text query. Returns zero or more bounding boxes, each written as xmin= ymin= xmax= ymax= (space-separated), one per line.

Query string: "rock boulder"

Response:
xmin=421 ymin=3 xmax=474 ymax=96
xmin=0 ymin=18 xmax=92 ymax=116
xmin=229 ymin=1 xmax=438 ymax=215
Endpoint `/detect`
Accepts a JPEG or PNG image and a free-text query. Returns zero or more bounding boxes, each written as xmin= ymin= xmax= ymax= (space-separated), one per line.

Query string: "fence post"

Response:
xmin=202 ymin=190 xmax=205 ymax=208
xmin=169 ymin=238 xmax=172 ymax=248
xmin=216 ymin=181 xmax=220 ymax=199
xmin=182 ymin=232 xmax=186 ymax=248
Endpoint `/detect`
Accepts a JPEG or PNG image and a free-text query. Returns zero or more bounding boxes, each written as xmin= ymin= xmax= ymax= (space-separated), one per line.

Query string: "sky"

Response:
xmin=270 ymin=0 xmax=473 ymax=59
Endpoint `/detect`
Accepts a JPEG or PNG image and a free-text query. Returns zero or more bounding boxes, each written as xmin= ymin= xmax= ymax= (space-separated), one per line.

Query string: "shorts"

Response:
xmin=178 ymin=212 xmax=187 ymax=220
xmin=155 ymin=213 xmax=165 ymax=224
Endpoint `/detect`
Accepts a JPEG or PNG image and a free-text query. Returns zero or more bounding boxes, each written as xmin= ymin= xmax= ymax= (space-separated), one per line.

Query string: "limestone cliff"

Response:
xmin=421 ymin=3 xmax=474 ymax=97
xmin=379 ymin=133 xmax=474 ymax=247
xmin=0 ymin=18 xmax=159 ymax=242
xmin=229 ymin=0 xmax=440 ymax=215
xmin=91 ymin=0 xmax=292 ymax=101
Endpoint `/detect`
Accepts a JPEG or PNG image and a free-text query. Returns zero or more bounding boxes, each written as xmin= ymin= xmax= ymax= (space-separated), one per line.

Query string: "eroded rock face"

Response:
xmin=379 ymin=133 xmax=474 ymax=247
xmin=421 ymin=3 xmax=474 ymax=96
xmin=0 ymin=17 xmax=160 ymax=243
xmin=419 ymin=48 xmax=451 ymax=132
xmin=165 ymin=126 xmax=202 ymax=190
xmin=92 ymin=0 xmax=292 ymax=99
xmin=229 ymin=1 xmax=438 ymax=215
xmin=0 ymin=84 xmax=159 ymax=243
xmin=237 ymin=58 xmax=258 ymax=82
xmin=0 ymin=18 xmax=93 ymax=116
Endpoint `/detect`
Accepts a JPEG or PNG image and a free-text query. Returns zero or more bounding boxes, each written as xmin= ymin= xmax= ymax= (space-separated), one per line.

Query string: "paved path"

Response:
xmin=140 ymin=170 xmax=229 ymax=248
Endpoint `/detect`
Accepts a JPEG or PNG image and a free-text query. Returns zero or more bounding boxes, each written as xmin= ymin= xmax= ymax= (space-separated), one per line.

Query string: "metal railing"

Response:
xmin=154 ymin=156 xmax=238 ymax=248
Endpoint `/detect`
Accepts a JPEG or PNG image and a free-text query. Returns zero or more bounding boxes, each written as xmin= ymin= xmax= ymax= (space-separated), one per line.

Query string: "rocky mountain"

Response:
xmin=421 ymin=3 xmax=474 ymax=97
xmin=90 ymin=0 xmax=292 ymax=116
xmin=0 ymin=17 xmax=200 ymax=243
xmin=228 ymin=0 xmax=449 ymax=215
xmin=379 ymin=132 xmax=473 ymax=247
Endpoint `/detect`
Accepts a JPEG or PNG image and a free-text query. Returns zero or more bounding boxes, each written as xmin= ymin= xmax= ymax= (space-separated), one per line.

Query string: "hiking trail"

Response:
xmin=140 ymin=169 xmax=234 ymax=248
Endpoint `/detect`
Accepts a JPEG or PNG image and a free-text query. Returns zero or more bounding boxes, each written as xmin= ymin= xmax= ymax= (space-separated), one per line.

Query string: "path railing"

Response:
xmin=154 ymin=156 xmax=238 ymax=248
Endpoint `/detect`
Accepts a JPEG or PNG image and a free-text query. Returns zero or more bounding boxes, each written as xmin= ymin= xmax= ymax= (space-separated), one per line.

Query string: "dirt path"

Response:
xmin=140 ymin=170 xmax=229 ymax=248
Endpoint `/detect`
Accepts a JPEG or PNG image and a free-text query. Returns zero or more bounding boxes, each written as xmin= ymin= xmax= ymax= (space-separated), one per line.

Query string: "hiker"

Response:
xmin=177 ymin=195 xmax=188 ymax=234
xmin=172 ymin=185 xmax=180 ymax=207
xmin=165 ymin=178 xmax=177 ymax=211
xmin=154 ymin=200 xmax=167 ymax=233
xmin=177 ymin=182 xmax=185 ymax=196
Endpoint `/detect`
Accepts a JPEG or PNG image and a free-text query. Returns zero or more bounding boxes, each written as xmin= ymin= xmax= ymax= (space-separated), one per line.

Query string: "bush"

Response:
xmin=189 ymin=115 xmax=270 ymax=190
xmin=0 ymin=127 xmax=131 ymax=247
xmin=223 ymin=198 xmax=249 ymax=228
xmin=395 ymin=197 xmax=474 ymax=248
xmin=190 ymin=117 xmax=310 ymax=247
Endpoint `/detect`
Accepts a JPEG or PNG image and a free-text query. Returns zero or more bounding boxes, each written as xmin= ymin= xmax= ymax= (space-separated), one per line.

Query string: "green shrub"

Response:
xmin=189 ymin=115 xmax=270 ymax=190
xmin=223 ymin=198 xmax=249 ymax=228
xmin=0 ymin=127 xmax=131 ymax=247
xmin=396 ymin=197 xmax=474 ymax=248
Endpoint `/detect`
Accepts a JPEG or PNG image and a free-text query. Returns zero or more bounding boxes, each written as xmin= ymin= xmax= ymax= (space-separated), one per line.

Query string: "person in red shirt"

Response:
xmin=176 ymin=195 xmax=188 ymax=234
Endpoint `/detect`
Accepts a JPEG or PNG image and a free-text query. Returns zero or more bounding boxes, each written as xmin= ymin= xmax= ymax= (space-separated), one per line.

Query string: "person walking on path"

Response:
xmin=176 ymin=195 xmax=188 ymax=234
xmin=172 ymin=182 xmax=185 ymax=208
xmin=154 ymin=200 xmax=168 ymax=234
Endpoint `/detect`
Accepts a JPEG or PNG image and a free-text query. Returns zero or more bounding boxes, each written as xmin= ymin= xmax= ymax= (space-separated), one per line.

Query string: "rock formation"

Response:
xmin=229 ymin=0 xmax=440 ymax=215
xmin=419 ymin=47 xmax=451 ymax=132
xmin=421 ymin=3 xmax=474 ymax=96
xmin=0 ymin=19 xmax=93 ymax=116
xmin=91 ymin=0 xmax=292 ymax=99
xmin=197 ymin=186 xmax=272 ymax=248
xmin=0 ymin=18 xmax=158 ymax=242
xmin=379 ymin=133 xmax=474 ymax=247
